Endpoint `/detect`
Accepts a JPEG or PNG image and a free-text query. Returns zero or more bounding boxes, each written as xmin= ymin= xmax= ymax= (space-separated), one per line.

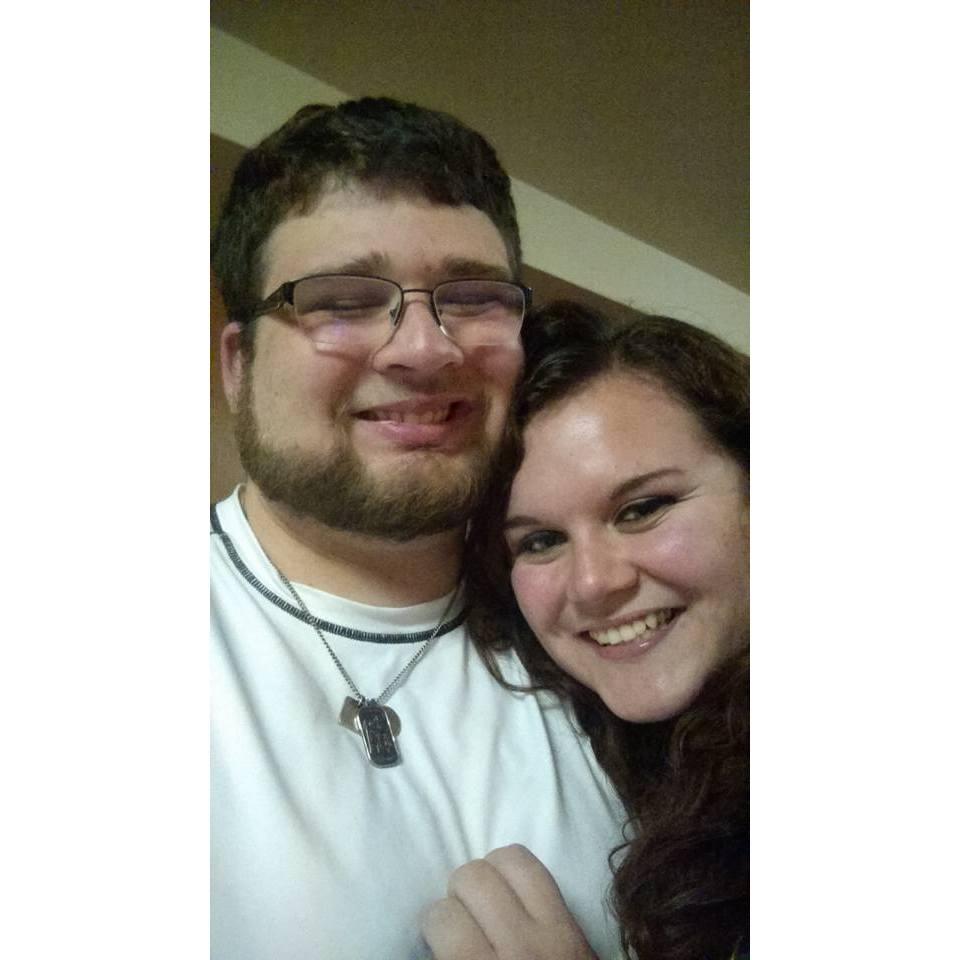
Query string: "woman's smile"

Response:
xmin=506 ymin=372 xmax=749 ymax=723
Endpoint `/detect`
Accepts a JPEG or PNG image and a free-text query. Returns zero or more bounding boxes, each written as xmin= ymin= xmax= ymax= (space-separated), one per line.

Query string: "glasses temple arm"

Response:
xmin=252 ymin=283 xmax=295 ymax=320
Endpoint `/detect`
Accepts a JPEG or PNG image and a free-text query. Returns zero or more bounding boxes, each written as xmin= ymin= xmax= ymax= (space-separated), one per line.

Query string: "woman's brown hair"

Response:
xmin=466 ymin=301 xmax=749 ymax=960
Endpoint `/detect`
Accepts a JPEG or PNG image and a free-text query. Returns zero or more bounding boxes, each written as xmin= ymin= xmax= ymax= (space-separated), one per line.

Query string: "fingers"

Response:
xmin=446 ymin=855 xmax=532 ymax=950
xmin=483 ymin=844 xmax=573 ymax=925
xmin=422 ymin=895 xmax=495 ymax=960
xmin=427 ymin=845 xmax=598 ymax=960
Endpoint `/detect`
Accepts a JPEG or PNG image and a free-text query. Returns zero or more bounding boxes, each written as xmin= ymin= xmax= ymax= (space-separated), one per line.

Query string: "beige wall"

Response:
xmin=210 ymin=27 xmax=749 ymax=352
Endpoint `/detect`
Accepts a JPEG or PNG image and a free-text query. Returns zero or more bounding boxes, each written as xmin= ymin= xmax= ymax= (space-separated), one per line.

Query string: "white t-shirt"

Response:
xmin=211 ymin=488 xmax=626 ymax=959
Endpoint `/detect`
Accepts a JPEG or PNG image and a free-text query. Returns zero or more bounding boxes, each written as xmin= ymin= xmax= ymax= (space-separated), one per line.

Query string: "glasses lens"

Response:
xmin=292 ymin=276 xmax=398 ymax=348
xmin=434 ymin=280 xmax=526 ymax=346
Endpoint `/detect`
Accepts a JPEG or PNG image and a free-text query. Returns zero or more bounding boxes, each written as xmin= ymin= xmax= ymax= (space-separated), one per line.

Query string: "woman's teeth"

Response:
xmin=588 ymin=608 xmax=678 ymax=646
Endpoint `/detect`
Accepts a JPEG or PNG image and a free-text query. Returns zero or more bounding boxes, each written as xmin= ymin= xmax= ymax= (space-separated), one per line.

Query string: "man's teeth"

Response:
xmin=588 ymin=609 xmax=677 ymax=646
xmin=368 ymin=406 xmax=450 ymax=424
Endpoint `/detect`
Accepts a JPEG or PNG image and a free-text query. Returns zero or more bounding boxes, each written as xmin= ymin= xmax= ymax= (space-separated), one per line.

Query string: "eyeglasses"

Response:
xmin=253 ymin=274 xmax=532 ymax=351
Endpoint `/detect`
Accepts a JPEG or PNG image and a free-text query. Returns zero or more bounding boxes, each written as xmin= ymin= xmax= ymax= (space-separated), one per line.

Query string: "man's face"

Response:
xmin=221 ymin=184 xmax=523 ymax=540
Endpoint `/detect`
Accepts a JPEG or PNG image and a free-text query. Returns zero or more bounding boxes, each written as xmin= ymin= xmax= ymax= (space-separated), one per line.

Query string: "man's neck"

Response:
xmin=239 ymin=483 xmax=464 ymax=606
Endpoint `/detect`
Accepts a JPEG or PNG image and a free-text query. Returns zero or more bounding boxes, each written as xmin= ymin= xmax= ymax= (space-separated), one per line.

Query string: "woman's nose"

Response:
xmin=567 ymin=537 xmax=639 ymax=609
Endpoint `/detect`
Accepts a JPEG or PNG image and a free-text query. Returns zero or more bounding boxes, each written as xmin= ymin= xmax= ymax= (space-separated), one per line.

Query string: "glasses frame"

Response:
xmin=251 ymin=273 xmax=533 ymax=339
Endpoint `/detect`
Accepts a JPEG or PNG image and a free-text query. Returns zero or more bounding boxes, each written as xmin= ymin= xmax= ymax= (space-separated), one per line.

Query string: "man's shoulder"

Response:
xmin=210 ymin=486 xmax=268 ymax=584
xmin=467 ymin=641 xmax=567 ymax=710
xmin=210 ymin=487 xmax=279 ymax=616
xmin=210 ymin=487 xmax=243 ymax=536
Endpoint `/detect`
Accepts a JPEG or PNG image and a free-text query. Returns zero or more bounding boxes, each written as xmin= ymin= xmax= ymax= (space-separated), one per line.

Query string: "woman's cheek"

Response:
xmin=510 ymin=564 xmax=562 ymax=634
xmin=647 ymin=511 xmax=744 ymax=593
xmin=643 ymin=522 xmax=700 ymax=583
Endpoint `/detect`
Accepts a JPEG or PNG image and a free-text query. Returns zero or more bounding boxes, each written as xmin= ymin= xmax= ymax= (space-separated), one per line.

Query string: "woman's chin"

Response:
xmin=599 ymin=676 xmax=706 ymax=725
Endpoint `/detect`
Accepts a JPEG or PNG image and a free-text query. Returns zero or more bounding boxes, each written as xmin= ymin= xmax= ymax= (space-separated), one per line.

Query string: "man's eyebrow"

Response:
xmin=300 ymin=253 xmax=389 ymax=278
xmin=437 ymin=258 xmax=513 ymax=281
xmin=294 ymin=256 xmax=512 ymax=284
xmin=504 ymin=469 xmax=684 ymax=531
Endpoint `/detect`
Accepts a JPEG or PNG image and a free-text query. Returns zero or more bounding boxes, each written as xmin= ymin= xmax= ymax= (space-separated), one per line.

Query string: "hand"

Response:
xmin=422 ymin=844 xmax=599 ymax=960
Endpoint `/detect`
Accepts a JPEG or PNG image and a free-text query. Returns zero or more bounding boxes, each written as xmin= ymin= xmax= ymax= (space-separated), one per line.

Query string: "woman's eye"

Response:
xmin=616 ymin=495 xmax=676 ymax=525
xmin=511 ymin=530 xmax=566 ymax=559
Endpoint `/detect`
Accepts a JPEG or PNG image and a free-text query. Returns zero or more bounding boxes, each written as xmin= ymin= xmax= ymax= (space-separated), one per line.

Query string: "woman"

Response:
xmin=423 ymin=302 xmax=749 ymax=960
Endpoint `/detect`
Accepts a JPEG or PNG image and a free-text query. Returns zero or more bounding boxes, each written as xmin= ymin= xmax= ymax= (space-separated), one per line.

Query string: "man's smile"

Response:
xmin=353 ymin=395 xmax=473 ymax=425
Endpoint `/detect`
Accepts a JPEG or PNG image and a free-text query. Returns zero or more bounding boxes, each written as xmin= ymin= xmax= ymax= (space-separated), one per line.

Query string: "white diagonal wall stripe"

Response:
xmin=211 ymin=28 xmax=748 ymax=350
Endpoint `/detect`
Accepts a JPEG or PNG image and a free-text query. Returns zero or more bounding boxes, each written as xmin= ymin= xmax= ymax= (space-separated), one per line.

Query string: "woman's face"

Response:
xmin=506 ymin=372 xmax=749 ymax=722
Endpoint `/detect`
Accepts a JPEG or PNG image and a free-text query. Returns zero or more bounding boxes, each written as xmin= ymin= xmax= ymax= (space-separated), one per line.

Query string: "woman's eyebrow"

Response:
xmin=608 ymin=469 xmax=683 ymax=501
xmin=505 ymin=470 xmax=684 ymax=531
xmin=503 ymin=513 xmax=543 ymax=532
xmin=503 ymin=467 xmax=683 ymax=533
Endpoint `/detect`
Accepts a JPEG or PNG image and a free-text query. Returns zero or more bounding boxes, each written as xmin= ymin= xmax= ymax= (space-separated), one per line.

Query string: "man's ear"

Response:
xmin=220 ymin=321 xmax=248 ymax=414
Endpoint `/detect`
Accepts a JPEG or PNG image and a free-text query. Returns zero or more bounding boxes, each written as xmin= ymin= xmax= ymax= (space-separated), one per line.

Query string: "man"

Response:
xmin=211 ymin=98 xmax=625 ymax=959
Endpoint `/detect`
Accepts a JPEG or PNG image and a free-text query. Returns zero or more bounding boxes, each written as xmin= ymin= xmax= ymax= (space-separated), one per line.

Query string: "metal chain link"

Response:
xmin=274 ymin=565 xmax=461 ymax=706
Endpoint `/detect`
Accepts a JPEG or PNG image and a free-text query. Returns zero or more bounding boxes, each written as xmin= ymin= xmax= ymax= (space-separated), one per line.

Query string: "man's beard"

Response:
xmin=234 ymin=373 xmax=496 ymax=542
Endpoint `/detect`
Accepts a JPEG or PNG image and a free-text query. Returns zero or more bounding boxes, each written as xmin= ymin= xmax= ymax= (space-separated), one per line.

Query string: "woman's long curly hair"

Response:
xmin=466 ymin=301 xmax=749 ymax=960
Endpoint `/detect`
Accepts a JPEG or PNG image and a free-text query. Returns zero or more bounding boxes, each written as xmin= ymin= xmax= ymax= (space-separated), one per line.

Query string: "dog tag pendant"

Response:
xmin=338 ymin=696 xmax=401 ymax=736
xmin=356 ymin=700 xmax=401 ymax=767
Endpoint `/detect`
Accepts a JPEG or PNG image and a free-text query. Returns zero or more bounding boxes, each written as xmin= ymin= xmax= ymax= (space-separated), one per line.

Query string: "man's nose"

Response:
xmin=370 ymin=296 xmax=464 ymax=375
xmin=567 ymin=537 xmax=639 ymax=609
